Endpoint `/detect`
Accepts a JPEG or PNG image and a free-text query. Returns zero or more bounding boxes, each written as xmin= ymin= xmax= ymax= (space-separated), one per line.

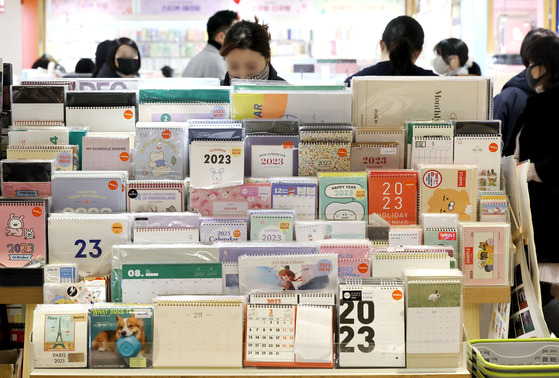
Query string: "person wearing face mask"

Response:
xmin=344 ymin=16 xmax=436 ymax=86
xmin=220 ymin=18 xmax=285 ymax=85
xmin=503 ymin=36 xmax=559 ymax=336
xmin=97 ymin=37 xmax=141 ymax=78
xmin=432 ymin=38 xmax=481 ymax=76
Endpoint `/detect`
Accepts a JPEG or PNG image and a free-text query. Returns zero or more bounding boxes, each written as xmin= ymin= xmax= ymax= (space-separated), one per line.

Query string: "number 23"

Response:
xmin=74 ymin=239 xmax=102 ymax=258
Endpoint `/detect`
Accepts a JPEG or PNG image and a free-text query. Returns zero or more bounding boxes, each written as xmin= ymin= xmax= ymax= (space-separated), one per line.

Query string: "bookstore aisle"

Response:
xmin=0 ymin=60 xmax=550 ymax=378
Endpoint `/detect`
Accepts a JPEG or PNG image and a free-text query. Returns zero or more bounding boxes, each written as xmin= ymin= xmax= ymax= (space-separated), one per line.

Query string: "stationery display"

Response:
xmin=1 ymin=160 xmax=54 ymax=198
xmin=453 ymin=134 xmax=502 ymax=191
xmin=318 ymin=172 xmax=368 ymax=222
xmin=368 ymin=170 xmax=418 ymax=225
xmin=7 ymin=145 xmax=78 ymax=171
xmin=249 ymin=209 xmax=295 ymax=242
xmin=81 ymin=135 xmax=131 ymax=172
xmin=271 ymin=177 xmax=318 ymax=221
xmin=127 ymin=180 xmax=185 ymax=212
xmin=189 ymin=140 xmax=244 ymax=189
xmin=199 ymin=218 xmax=248 ymax=243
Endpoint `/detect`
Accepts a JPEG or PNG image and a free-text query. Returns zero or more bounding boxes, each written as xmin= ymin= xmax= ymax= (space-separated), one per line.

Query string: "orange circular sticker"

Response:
xmin=231 ymin=147 xmax=242 ymax=158
xmin=32 ymin=207 xmax=42 ymax=217
xmin=122 ymin=184 xmax=125 ymax=192
xmin=112 ymin=223 xmax=123 ymax=234
xmin=123 ymin=110 xmax=134 ymax=119
xmin=392 ymin=290 xmax=403 ymax=300
xmin=358 ymin=263 xmax=369 ymax=274
xmin=279 ymin=221 xmax=291 ymax=233
xmin=161 ymin=130 xmax=172 ymax=139
xmin=283 ymin=142 xmax=294 ymax=149
xmin=233 ymin=230 xmax=241 ymax=238
xmin=120 ymin=152 xmax=130 ymax=161
xmin=338 ymin=148 xmax=348 ymax=157
xmin=489 ymin=143 xmax=499 ymax=153
xmin=405 ymin=180 xmax=417 ymax=190
xmin=108 ymin=180 xmax=118 ymax=190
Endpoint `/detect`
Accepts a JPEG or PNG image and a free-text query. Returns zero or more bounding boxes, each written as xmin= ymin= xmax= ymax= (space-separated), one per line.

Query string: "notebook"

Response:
xmin=121 ymin=262 xmax=222 ymax=302
xmin=453 ymin=135 xmax=502 ymax=191
xmin=33 ymin=304 xmax=89 ymax=368
xmin=249 ymin=210 xmax=295 ymax=242
xmin=338 ymin=278 xmax=405 ymax=367
xmin=7 ymin=145 xmax=78 ymax=171
xmin=245 ymin=135 xmax=299 ymax=177
xmin=89 ymin=305 xmax=153 ymax=369
xmin=418 ymin=164 xmax=478 ymax=221
xmin=135 ymin=123 xmax=186 ymax=180
xmin=1 ymin=160 xmax=54 ymax=198
xmin=127 ymin=180 xmax=185 ymax=212
xmin=371 ymin=247 xmax=452 ymax=278
xmin=51 ymin=171 xmax=127 ymax=213
xmin=238 ymin=253 xmax=338 ymax=294
xmin=81 ymin=135 xmax=131 ymax=172
xmin=368 ymin=170 xmax=418 ymax=225
xmin=459 ymin=222 xmax=511 ymax=286
xmin=153 ymin=295 xmax=244 ymax=367
xmin=271 ymin=177 xmax=318 ymax=220
xmin=48 ymin=214 xmax=131 ymax=277
xmin=318 ymin=172 xmax=368 ymax=222
xmin=298 ymin=142 xmax=351 ymax=176
xmin=189 ymin=180 xmax=271 ymax=216
xmin=350 ymin=143 xmax=402 ymax=171
xmin=411 ymin=136 xmax=454 ymax=167
xmin=133 ymin=227 xmax=199 ymax=243
xmin=189 ymin=140 xmax=244 ymax=189
xmin=0 ymin=199 xmax=47 ymax=267
xmin=199 ymin=218 xmax=248 ymax=243
xmin=405 ymin=269 xmax=463 ymax=368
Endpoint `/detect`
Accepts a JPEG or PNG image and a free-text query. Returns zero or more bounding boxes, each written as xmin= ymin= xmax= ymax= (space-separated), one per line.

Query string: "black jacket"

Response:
xmin=493 ymin=70 xmax=536 ymax=149
xmin=344 ymin=61 xmax=437 ymax=86
xmin=504 ymin=85 xmax=559 ymax=263
xmin=221 ymin=64 xmax=285 ymax=86
xmin=96 ymin=63 xmax=121 ymax=78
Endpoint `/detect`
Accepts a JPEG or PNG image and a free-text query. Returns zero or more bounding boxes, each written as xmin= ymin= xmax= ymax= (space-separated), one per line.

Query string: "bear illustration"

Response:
xmin=148 ymin=151 xmax=172 ymax=178
xmin=427 ymin=188 xmax=471 ymax=220
xmin=6 ymin=214 xmax=24 ymax=237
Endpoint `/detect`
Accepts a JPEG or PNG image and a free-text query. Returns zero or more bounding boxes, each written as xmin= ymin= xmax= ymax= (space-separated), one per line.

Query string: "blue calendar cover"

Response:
xmin=271 ymin=178 xmax=318 ymax=220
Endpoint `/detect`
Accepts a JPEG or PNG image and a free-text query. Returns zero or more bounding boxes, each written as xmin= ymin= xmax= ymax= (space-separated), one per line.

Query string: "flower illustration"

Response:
xmin=209 ymin=194 xmax=217 ymax=200
xmin=247 ymin=196 xmax=255 ymax=202
xmin=222 ymin=191 xmax=229 ymax=199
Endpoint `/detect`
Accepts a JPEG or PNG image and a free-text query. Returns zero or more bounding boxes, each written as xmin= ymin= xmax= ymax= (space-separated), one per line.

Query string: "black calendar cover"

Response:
xmin=66 ymin=91 xmax=136 ymax=107
xmin=11 ymin=85 xmax=65 ymax=104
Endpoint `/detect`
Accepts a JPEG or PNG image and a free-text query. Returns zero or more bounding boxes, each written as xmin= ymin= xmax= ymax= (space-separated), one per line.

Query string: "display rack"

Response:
xmin=463 ymin=286 xmax=511 ymax=340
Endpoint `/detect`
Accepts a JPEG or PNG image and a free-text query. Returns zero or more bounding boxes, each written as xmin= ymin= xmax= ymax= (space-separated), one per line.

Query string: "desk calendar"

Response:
xmin=189 ymin=140 xmax=244 ymax=189
xmin=271 ymin=178 xmax=318 ymax=220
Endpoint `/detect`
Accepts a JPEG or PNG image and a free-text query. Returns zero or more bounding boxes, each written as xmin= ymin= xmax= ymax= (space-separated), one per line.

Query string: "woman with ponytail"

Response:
xmin=345 ymin=15 xmax=436 ymax=86
xmin=433 ymin=38 xmax=481 ymax=76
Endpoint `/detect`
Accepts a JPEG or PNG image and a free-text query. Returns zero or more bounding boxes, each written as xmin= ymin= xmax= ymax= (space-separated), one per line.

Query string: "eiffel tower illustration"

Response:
xmin=51 ymin=317 xmax=67 ymax=349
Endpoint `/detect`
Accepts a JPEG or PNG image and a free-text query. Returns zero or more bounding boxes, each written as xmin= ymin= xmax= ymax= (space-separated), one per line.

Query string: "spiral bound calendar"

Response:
xmin=371 ymin=248 xmax=452 ymax=278
xmin=7 ymin=145 xmax=78 ymax=171
xmin=65 ymin=106 xmax=136 ymax=132
xmin=411 ymin=136 xmax=453 ymax=167
xmin=453 ymin=134 xmax=502 ymax=191
xmin=127 ymin=180 xmax=185 ymax=212
xmin=133 ymin=227 xmax=199 ymax=243
xmin=153 ymin=295 xmax=244 ymax=367
xmin=81 ymin=135 xmax=131 ymax=172
xmin=338 ymin=278 xmax=405 ymax=367
xmin=139 ymin=102 xmax=230 ymax=122
xmin=271 ymin=178 xmax=318 ymax=221
xmin=8 ymin=127 xmax=70 ymax=146
xmin=245 ymin=135 xmax=299 ymax=177
xmin=368 ymin=170 xmax=418 ymax=225
xmin=189 ymin=140 xmax=244 ymax=189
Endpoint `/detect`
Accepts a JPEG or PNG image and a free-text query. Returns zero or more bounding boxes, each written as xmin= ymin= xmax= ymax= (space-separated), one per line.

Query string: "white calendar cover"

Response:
xmin=65 ymin=107 xmax=136 ymax=132
xmin=453 ymin=135 xmax=502 ymax=191
xmin=8 ymin=127 xmax=70 ymax=146
xmin=189 ymin=140 xmax=244 ymax=189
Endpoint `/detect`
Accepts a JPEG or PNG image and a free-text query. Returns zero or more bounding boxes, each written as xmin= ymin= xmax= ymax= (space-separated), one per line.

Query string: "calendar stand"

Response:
xmin=463 ymin=286 xmax=511 ymax=340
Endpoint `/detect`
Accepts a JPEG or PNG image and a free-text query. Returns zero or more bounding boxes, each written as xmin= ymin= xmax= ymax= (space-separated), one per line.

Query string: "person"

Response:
xmin=96 ymin=37 xmax=141 ymax=78
xmin=344 ymin=15 xmax=436 ymax=86
xmin=182 ymin=10 xmax=238 ymax=79
xmin=503 ymin=36 xmax=559 ymax=336
xmin=494 ymin=28 xmax=557 ymax=149
xmin=92 ymin=39 xmax=112 ymax=78
xmin=74 ymin=58 xmax=95 ymax=74
xmin=31 ymin=53 xmax=65 ymax=72
xmin=432 ymin=38 xmax=481 ymax=76
xmin=161 ymin=66 xmax=174 ymax=78
xmin=220 ymin=18 xmax=285 ymax=85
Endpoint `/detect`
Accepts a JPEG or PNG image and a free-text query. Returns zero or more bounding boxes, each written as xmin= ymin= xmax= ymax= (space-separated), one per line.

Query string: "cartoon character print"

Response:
xmin=5 ymin=214 xmax=24 ymax=237
xmin=148 ymin=151 xmax=172 ymax=178
xmin=427 ymin=188 xmax=472 ymax=220
xmin=477 ymin=239 xmax=494 ymax=272
xmin=277 ymin=266 xmax=302 ymax=290
xmin=24 ymin=228 xmax=35 ymax=239
xmin=210 ymin=168 xmax=224 ymax=182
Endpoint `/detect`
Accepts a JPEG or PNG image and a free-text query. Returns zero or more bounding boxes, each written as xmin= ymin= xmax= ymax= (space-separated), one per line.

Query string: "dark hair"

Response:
xmin=32 ymin=56 xmax=52 ymax=70
xmin=382 ymin=16 xmax=424 ymax=75
xmin=434 ymin=38 xmax=481 ymax=75
xmin=220 ymin=18 xmax=271 ymax=59
xmin=527 ymin=36 xmax=559 ymax=91
xmin=161 ymin=66 xmax=174 ymax=78
xmin=520 ymin=28 xmax=557 ymax=67
xmin=75 ymin=58 xmax=95 ymax=74
xmin=92 ymin=40 xmax=112 ymax=77
xmin=106 ymin=37 xmax=141 ymax=72
xmin=207 ymin=10 xmax=239 ymax=41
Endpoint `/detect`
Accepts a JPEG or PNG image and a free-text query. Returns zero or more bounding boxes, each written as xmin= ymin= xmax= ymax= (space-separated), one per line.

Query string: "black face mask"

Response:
xmin=116 ymin=58 xmax=140 ymax=75
xmin=525 ymin=65 xmax=544 ymax=89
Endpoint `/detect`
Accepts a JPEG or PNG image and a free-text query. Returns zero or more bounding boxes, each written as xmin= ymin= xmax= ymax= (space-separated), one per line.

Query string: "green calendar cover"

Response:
xmin=318 ymin=172 xmax=368 ymax=223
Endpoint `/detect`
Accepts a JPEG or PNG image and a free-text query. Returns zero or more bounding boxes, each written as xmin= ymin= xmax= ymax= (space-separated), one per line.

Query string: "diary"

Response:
xmin=0 ymin=199 xmax=47 ymax=267
xmin=249 ymin=210 xmax=295 ymax=242
xmin=271 ymin=177 xmax=318 ymax=220
xmin=318 ymin=172 xmax=368 ymax=222
xmin=199 ymin=218 xmax=248 ymax=243
xmin=245 ymin=135 xmax=299 ymax=177
xmin=7 ymin=145 xmax=78 ymax=171
xmin=453 ymin=135 xmax=502 ymax=191
xmin=1 ymin=160 xmax=54 ymax=198
xmin=189 ymin=140 xmax=244 ymax=189
xmin=127 ymin=180 xmax=185 ymax=212
xmin=81 ymin=135 xmax=131 ymax=172
xmin=368 ymin=170 xmax=418 ymax=225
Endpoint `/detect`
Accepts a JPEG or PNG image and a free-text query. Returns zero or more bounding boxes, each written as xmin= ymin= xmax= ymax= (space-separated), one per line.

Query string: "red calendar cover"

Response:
xmin=368 ymin=170 xmax=418 ymax=225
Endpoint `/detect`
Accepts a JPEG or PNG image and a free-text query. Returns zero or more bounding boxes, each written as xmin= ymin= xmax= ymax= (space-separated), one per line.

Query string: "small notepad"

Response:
xmin=189 ymin=140 xmax=244 ymax=189
xmin=127 ymin=180 xmax=185 ymax=212
xmin=81 ymin=135 xmax=131 ymax=172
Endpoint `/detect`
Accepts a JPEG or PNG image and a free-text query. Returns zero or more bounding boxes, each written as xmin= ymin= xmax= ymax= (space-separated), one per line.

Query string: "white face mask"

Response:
xmin=432 ymin=56 xmax=449 ymax=75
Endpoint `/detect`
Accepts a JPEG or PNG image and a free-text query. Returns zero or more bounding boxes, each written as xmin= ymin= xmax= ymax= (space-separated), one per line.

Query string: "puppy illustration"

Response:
xmin=92 ymin=315 xmax=148 ymax=357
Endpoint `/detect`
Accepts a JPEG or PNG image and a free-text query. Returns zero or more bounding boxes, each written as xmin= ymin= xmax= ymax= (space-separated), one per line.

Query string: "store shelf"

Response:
xmin=464 ymin=286 xmax=511 ymax=304
xmin=0 ymin=287 xmax=42 ymax=304
xmin=30 ymin=367 xmax=471 ymax=377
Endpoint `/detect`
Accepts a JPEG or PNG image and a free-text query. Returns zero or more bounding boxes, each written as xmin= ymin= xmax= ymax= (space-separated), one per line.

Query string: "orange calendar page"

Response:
xmin=368 ymin=171 xmax=418 ymax=225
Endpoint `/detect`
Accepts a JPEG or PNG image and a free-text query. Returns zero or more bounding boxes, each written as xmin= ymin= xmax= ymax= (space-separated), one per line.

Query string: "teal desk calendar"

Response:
xmin=318 ymin=172 xmax=368 ymax=222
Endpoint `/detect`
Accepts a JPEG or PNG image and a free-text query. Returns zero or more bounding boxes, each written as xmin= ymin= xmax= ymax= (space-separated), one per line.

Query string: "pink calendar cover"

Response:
xmin=318 ymin=239 xmax=371 ymax=259
xmin=0 ymin=200 xmax=47 ymax=267
xmin=339 ymin=258 xmax=371 ymax=277
xmin=189 ymin=180 xmax=271 ymax=216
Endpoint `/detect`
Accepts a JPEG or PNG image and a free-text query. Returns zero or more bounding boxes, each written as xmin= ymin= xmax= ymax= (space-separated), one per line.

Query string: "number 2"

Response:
xmin=74 ymin=239 xmax=102 ymax=258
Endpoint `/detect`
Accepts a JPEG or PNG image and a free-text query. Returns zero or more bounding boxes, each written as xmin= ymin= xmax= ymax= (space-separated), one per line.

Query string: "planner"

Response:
xmin=135 ymin=123 xmax=186 ymax=180
xmin=153 ymin=295 xmax=244 ymax=367
xmin=51 ymin=171 xmax=127 ymax=213
xmin=249 ymin=210 xmax=295 ymax=242
xmin=238 ymin=253 xmax=338 ymax=294
xmin=368 ymin=170 xmax=418 ymax=225
xmin=350 ymin=143 xmax=402 ymax=171
xmin=199 ymin=218 xmax=248 ymax=243
xmin=7 ymin=145 xmax=78 ymax=171
xmin=405 ymin=269 xmax=463 ymax=368
xmin=48 ymin=214 xmax=131 ymax=277
xmin=33 ymin=304 xmax=89 ymax=368
xmin=189 ymin=140 xmax=244 ymax=189
xmin=121 ymin=262 xmax=222 ymax=302
xmin=338 ymin=278 xmax=405 ymax=367
xmin=127 ymin=180 xmax=185 ymax=212
xmin=318 ymin=172 xmax=368 ymax=222
xmin=418 ymin=164 xmax=478 ymax=221
xmin=453 ymin=135 xmax=502 ymax=191
xmin=1 ymin=160 xmax=54 ymax=198
xmin=245 ymin=135 xmax=299 ymax=177
xmin=0 ymin=199 xmax=47 ymax=267
xmin=298 ymin=142 xmax=351 ymax=176
xmin=133 ymin=227 xmax=199 ymax=243
xmin=271 ymin=177 xmax=318 ymax=220
xmin=81 ymin=135 xmax=131 ymax=172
